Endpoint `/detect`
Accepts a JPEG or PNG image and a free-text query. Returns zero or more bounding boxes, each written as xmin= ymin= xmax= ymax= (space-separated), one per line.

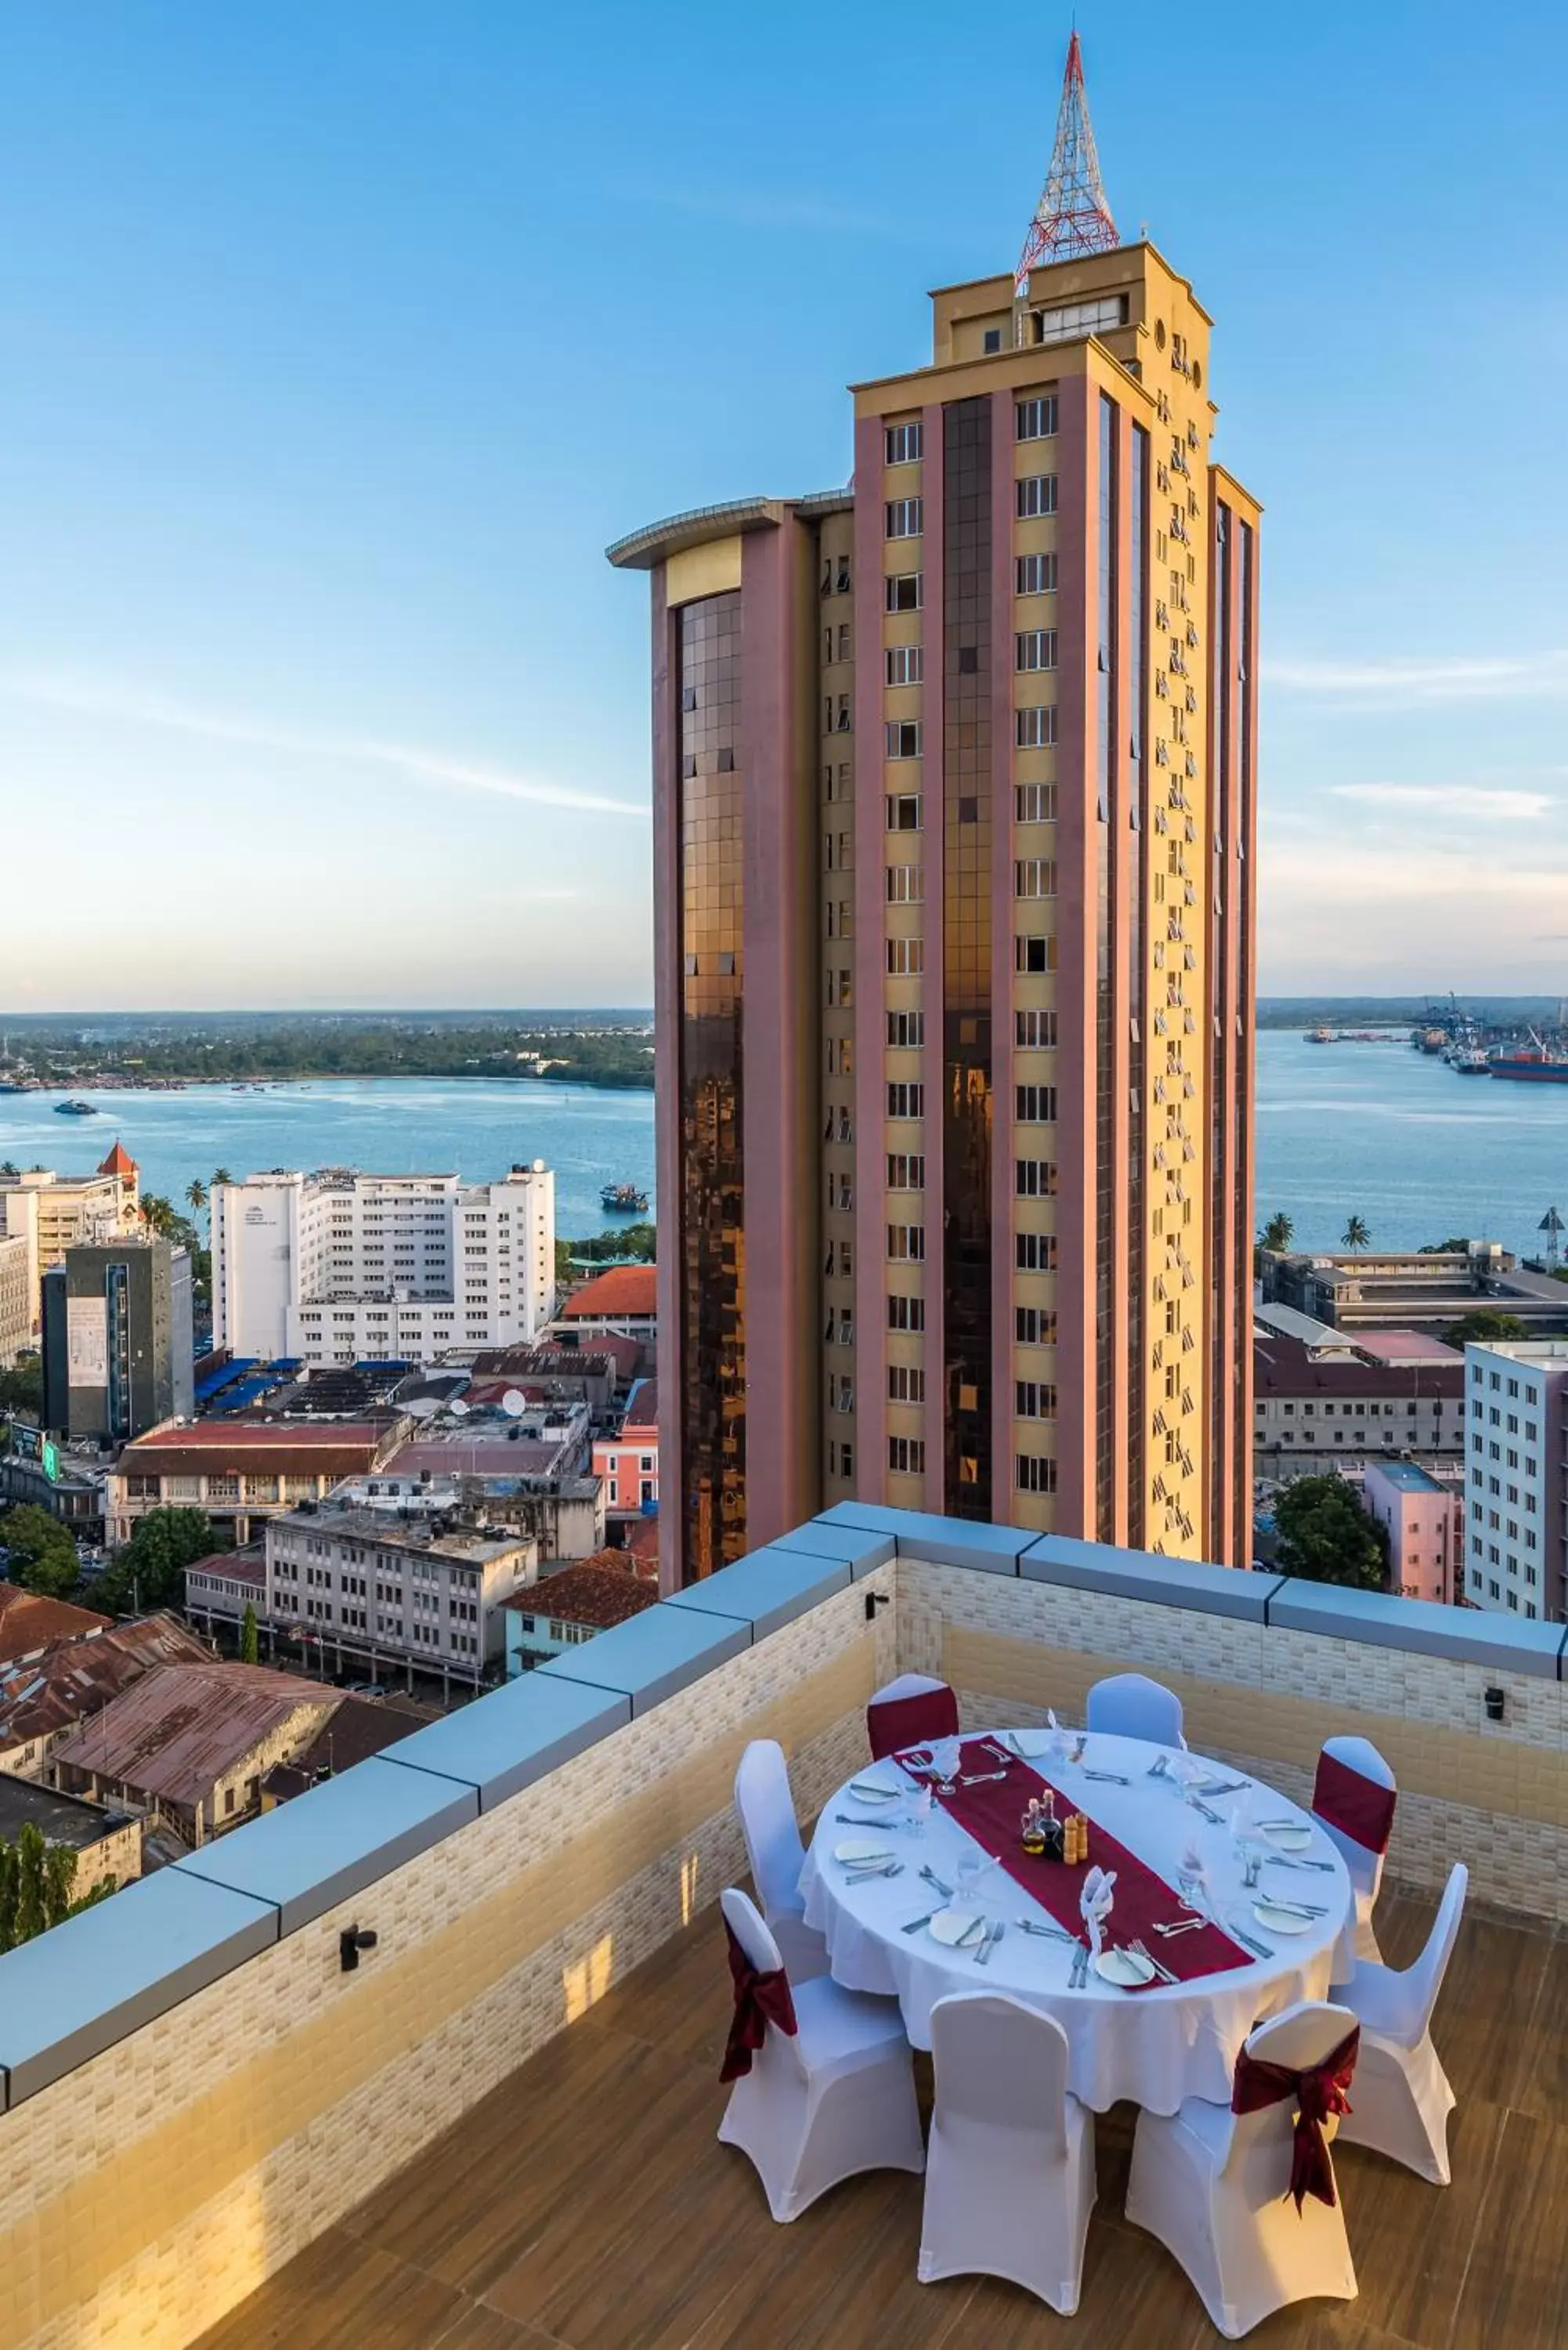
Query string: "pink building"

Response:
xmin=1361 ymin=1459 xmax=1462 ymax=1606
xmin=592 ymin=1379 xmax=659 ymax=1524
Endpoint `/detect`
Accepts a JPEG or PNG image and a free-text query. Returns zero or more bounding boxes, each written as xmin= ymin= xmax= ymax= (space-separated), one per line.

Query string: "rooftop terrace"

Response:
xmin=1 ymin=1505 xmax=1564 ymax=2349
xmin=193 ymin=1881 xmax=1567 ymax=2350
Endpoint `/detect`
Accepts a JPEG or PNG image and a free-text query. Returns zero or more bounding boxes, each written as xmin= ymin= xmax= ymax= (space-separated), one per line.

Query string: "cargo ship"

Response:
xmin=1490 ymin=1036 xmax=1568 ymax=1083
xmin=600 ymin=1181 xmax=649 ymax=1213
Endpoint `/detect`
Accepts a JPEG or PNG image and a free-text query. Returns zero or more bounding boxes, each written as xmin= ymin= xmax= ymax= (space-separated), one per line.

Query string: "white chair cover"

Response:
xmin=733 ymin=1739 xmax=828 ymax=1982
xmin=1086 ymin=1672 xmax=1186 ymax=1749
xmin=918 ymin=1993 xmax=1095 ymax=2314
xmin=717 ymin=1889 xmax=923 ymax=2223
xmin=1126 ymin=1999 xmax=1359 ymax=2338
xmin=1313 ymin=1734 xmax=1396 ymax=1965
xmin=1335 ymin=1861 xmax=1465 ymax=2184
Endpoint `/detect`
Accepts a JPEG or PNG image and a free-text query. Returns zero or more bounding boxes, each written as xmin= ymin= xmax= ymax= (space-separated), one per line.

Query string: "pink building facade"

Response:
xmin=1361 ymin=1459 xmax=1462 ymax=1607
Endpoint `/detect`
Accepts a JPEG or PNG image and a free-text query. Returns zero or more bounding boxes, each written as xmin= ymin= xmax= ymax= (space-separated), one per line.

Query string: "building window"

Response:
xmin=983 ymin=327 xmax=1003 ymax=353
xmin=1016 ymin=1232 xmax=1058 ymax=1271
xmin=886 ymin=792 xmax=922 ymax=830
xmin=886 ymin=573 xmax=923 ymax=613
xmin=1017 ymin=396 xmax=1058 ymax=441
xmin=1016 ymin=780 xmax=1057 ymax=821
xmin=1017 ymin=1452 xmax=1058 ymax=1492
xmin=885 ymin=724 xmax=923 ymax=762
xmin=887 ymin=1082 xmax=925 ymax=1119
xmin=887 ymin=1292 xmax=926 ymax=1332
xmin=1017 ymin=630 xmax=1058 ymax=673
xmin=886 ymin=865 xmax=924 ymax=903
xmin=1014 ymin=933 xmax=1057 ymax=973
xmin=888 ymin=1435 xmax=926 ymax=1475
xmin=1017 ymin=1085 xmax=1057 ymax=1123
xmin=1016 ymin=1009 xmax=1057 ymax=1047
xmin=887 ymin=1152 xmax=925 ymax=1188
xmin=1017 ymin=475 xmax=1058 ymax=518
xmin=886 ymin=420 xmax=923 ymax=465
xmin=885 ymin=645 xmax=923 ymax=687
xmin=888 ymin=1365 xmax=926 ymax=1404
xmin=1016 ymin=1306 xmax=1057 ymax=1344
xmin=1015 ymin=858 xmax=1057 ymax=898
xmin=887 ymin=936 xmax=924 ymax=975
xmin=887 ymin=1223 xmax=926 ymax=1261
xmin=1016 ymin=1381 xmax=1058 ymax=1419
xmin=1015 ymin=1159 xmax=1057 ymax=1197
xmin=1015 ymin=707 xmax=1057 ymax=751
xmin=887 ymin=1011 xmax=924 ymax=1047
xmin=886 ymin=498 xmax=923 ymax=539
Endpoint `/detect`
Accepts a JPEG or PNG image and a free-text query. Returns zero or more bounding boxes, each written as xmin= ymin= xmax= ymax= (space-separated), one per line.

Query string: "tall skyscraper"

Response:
xmin=611 ymin=45 xmax=1259 ymax=1585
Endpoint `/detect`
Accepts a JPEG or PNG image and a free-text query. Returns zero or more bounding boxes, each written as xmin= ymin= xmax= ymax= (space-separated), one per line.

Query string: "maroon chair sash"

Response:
xmin=1313 ymin=1749 xmax=1396 ymax=1855
xmin=719 ymin=1919 xmax=798 ymax=2084
xmin=1232 ymin=2026 xmax=1360 ymax=2211
xmin=866 ymin=1684 xmax=959 ymax=1762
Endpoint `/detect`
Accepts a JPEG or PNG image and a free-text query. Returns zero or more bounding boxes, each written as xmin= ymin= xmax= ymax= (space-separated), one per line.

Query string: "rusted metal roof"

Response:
xmin=0 ymin=1582 xmax=111 ymax=1665
xmin=0 ymin=1614 xmax=214 ymax=1748
xmin=52 ymin=1662 xmax=336 ymax=1810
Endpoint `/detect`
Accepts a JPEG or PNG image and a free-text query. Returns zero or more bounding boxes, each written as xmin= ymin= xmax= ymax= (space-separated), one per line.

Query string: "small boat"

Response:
xmin=1305 ymin=1026 xmax=1335 ymax=1043
xmin=54 ymin=1098 xmax=98 ymax=1116
xmin=1451 ymin=1049 xmax=1491 ymax=1075
xmin=600 ymin=1182 xmax=650 ymax=1213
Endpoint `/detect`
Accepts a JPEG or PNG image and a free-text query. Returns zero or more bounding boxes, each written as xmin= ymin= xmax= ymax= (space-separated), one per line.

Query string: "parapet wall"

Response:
xmin=0 ymin=1505 xmax=1563 ymax=2349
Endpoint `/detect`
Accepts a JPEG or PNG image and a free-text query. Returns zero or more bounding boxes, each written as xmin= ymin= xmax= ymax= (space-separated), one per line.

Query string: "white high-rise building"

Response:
xmin=211 ymin=1163 xmax=555 ymax=1365
xmin=1461 ymin=1340 xmax=1568 ymax=1624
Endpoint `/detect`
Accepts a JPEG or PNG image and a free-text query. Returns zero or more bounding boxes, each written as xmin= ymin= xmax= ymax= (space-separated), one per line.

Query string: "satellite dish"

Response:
xmin=501 ymin=1388 xmax=526 ymax=1419
xmin=447 ymin=1397 xmax=470 ymax=1419
xmin=405 ymin=1396 xmax=440 ymax=1422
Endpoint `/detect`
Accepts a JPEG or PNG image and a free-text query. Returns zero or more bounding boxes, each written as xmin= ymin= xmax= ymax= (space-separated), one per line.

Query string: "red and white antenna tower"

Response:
xmin=1015 ymin=31 xmax=1119 ymax=297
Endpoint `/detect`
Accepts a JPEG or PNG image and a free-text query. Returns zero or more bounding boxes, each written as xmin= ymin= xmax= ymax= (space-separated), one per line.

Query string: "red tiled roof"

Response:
xmin=97 ymin=1141 xmax=137 ymax=1178
xmin=558 ymin=1266 xmax=656 ymax=1321
xmin=510 ymin=1556 xmax=659 ymax=1632
xmin=1252 ymin=1331 xmax=1464 ymax=1400
xmin=52 ymin=1661 xmax=336 ymax=1809
xmin=0 ymin=1583 xmax=111 ymax=1665
xmin=115 ymin=1420 xmax=388 ymax=1481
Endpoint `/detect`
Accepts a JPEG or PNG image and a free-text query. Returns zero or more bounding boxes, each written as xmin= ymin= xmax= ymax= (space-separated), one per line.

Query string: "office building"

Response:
xmin=211 ymin=1162 xmax=555 ymax=1365
xmin=609 ymin=49 xmax=1259 ymax=1580
xmin=263 ymin=1487 xmax=537 ymax=1686
xmin=0 ymin=1232 xmax=31 ymax=1365
xmin=107 ymin=1418 xmax=400 ymax=1547
xmin=41 ymin=1238 xmax=194 ymax=1444
xmin=1360 ymin=1459 xmax=1462 ymax=1606
xmin=0 ymin=1147 xmax=141 ymax=1336
xmin=1252 ymin=1324 xmax=1465 ymax=1474
xmin=1461 ymin=1340 xmax=1568 ymax=1622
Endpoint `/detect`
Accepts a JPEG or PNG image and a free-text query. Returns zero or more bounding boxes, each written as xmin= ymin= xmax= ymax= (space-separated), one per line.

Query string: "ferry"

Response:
xmin=600 ymin=1182 xmax=649 ymax=1213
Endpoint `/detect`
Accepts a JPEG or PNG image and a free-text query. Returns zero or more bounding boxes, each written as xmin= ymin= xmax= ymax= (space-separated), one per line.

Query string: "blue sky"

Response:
xmin=2 ymin=0 xmax=1565 ymax=1010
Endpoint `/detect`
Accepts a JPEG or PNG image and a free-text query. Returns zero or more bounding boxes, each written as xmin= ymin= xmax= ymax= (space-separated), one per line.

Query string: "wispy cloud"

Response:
xmin=0 ymin=671 xmax=646 ymax=819
xmin=1265 ymin=650 xmax=1568 ymax=705
xmin=1328 ymin=783 xmax=1557 ymax=821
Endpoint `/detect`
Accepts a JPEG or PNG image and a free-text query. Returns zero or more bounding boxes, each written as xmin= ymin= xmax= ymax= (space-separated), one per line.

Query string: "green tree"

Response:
xmin=1418 ymin=1236 xmax=1472 ymax=1256
xmin=13 ymin=1824 xmax=47 ymax=1945
xmin=0 ymin=1503 xmax=80 ymax=1597
xmin=96 ymin=1506 xmax=217 ymax=1615
xmin=1342 ymin=1216 xmax=1371 ymax=1253
xmin=139 ymin=1193 xmax=179 ymax=1239
xmin=1274 ymin=1475 xmax=1388 ymax=1592
xmin=211 ymin=1166 xmax=233 ymax=1189
xmin=185 ymin=1177 xmax=208 ymax=1222
xmin=41 ymin=1839 xmax=78 ymax=1931
xmin=0 ymin=1837 xmax=16 ymax=1954
xmin=240 ymin=1601 xmax=259 ymax=1665
xmin=0 ymin=1355 xmax=45 ymax=1419
xmin=1258 ymin=1211 xmax=1295 ymax=1253
xmin=1442 ymin=1309 xmax=1530 ymax=1350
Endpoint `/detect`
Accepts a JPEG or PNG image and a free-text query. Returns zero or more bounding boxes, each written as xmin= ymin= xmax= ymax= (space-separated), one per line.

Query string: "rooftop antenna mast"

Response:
xmin=1014 ymin=30 xmax=1120 ymax=299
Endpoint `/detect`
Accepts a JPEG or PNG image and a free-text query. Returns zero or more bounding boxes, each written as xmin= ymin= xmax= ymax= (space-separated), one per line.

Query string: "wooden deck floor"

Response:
xmin=197 ymin=1885 xmax=1568 ymax=2350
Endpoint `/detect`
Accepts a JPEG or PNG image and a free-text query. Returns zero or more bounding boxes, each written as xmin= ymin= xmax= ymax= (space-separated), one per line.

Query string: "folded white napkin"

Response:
xmin=930 ymin=1736 xmax=963 ymax=1783
xmin=1080 ymin=1864 xmax=1117 ymax=1956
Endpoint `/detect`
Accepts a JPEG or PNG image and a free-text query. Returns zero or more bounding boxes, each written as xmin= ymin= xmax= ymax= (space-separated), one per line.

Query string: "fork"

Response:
xmin=974 ymin=1919 xmax=1003 ymax=1965
xmin=1130 ymin=1936 xmax=1177 ymax=1985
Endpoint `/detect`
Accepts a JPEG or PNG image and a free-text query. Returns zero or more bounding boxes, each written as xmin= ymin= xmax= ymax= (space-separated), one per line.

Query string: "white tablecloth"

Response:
xmin=800 ymin=1728 xmax=1355 ymax=2117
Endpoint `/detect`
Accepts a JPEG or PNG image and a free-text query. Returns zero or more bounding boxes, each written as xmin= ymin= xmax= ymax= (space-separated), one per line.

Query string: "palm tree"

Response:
xmin=1342 ymin=1216 xmax=1371 ymax=1253
xmin=1259 ymin=1211 xmax=1294 ymax=1253
xmin=185 ymin=1177 xmax=208 ymax=1221
xmin=211 ymin=1167 xmax=233 ymax=1189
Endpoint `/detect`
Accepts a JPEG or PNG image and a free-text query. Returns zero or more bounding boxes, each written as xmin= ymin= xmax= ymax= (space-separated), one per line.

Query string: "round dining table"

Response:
xmin=799 ymin=1726 xmax=1355 ymax=2116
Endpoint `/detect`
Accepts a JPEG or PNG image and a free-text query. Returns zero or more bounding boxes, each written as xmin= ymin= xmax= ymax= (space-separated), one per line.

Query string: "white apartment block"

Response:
xmin=0 ymin=1156 xmax=141 ymax=1336
xmin=264 ymin=1488 xmax=540 ymax=1680
xmin=211 ymin=1162 xmax=555 ymax=1365
xmin=1462 ymin=1340 xmax=1568 ymax=1624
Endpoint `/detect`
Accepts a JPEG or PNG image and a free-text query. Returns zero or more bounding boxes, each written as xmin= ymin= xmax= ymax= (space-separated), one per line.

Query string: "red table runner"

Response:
xmin=905 ymin=1734 xmax=1251 ymax=1983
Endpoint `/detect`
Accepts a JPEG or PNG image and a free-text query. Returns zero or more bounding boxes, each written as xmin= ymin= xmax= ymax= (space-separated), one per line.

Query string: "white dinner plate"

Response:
xmin=835 ymin=1838 xmax=894 ymax=1866
xmin=1253 ymin=1900 xmax=1314 ymax=1936
xmin=1006 ymin=1730 xmax=1052 ymax=1759
xmin=928 ymin=1908 xmax=985 ymax=1948
xmin=1093 ymin=1947 xmax=1157 ymax=1987
xmin=846 ymin=1782 xmax=901 ymax=1806
xmin=1259 ymin=1821 xmax=1313 ymax=1853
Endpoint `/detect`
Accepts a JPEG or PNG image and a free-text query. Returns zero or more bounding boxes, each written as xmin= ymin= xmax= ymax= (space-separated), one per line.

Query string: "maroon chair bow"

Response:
xmin=720 ymin=1918 xmax=798 ymax=2084
xmin=867 ymin=1684 xmax=960 ymax=1762
xmin=1232 ymin=2027 xmax=1360 ymax=2212
xmin=1313 ymin=1751 xmax=1396 ymax=1854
